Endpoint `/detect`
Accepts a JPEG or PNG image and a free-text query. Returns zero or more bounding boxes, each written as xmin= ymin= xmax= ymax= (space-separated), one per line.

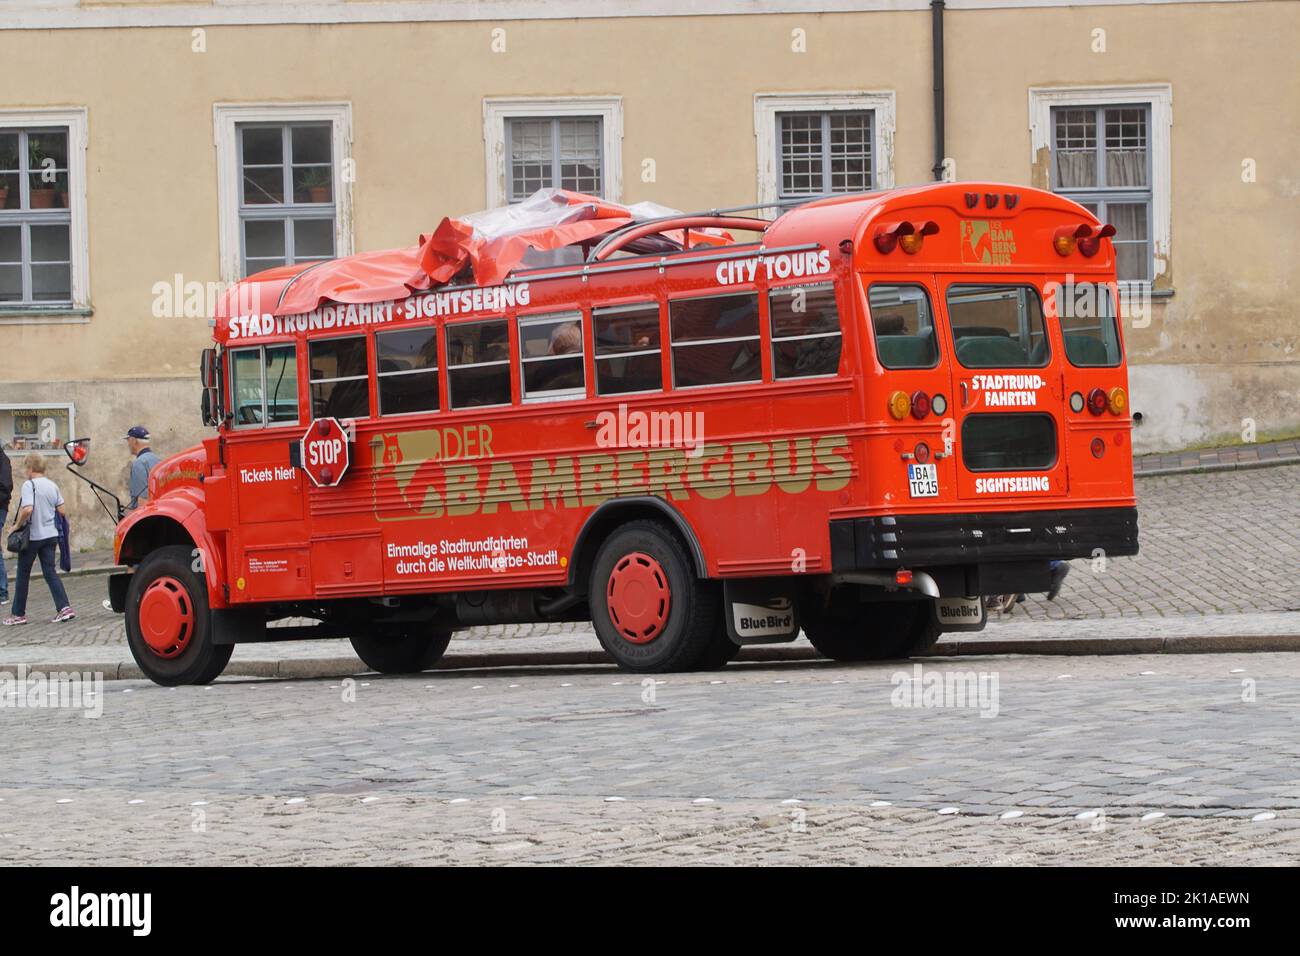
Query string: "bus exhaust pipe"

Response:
xmin=831 ymin=570 xmax=941 ymax=599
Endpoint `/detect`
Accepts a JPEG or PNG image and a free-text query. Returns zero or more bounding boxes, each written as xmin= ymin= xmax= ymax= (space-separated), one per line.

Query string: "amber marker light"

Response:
xmin=888 ymin=390 xmax=911 ymax=420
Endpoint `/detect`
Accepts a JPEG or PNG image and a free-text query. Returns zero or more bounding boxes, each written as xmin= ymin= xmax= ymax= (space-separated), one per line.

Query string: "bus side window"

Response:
xmin=593 ymin=303 xmax=662 ymax=395
xmin=519 ymin=311 xmax=585 ymax=402
xmin=309 ymin=335 xmax=371 ymax=419
xmin=669 ymin=292 xmax=762 ymax=389
xmin=867 ymin=284 xmax=939 ymax=370
xmin=377 ymin=327 xmax=440 ymax=415
xmin=229 ymin=344 xmax=299 ymax=428
xmin=447 ymin=318 xmax=512 ymax=408
xmin=769 ymin=283 xmax=842 ymax=379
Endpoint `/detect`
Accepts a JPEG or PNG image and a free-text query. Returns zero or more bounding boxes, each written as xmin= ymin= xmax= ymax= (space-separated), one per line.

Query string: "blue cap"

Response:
xmin=124 ymin=426 xmax=150 ymax=440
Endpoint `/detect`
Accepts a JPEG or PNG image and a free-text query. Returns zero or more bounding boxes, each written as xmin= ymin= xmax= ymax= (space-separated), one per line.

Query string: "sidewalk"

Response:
xmin=3 ymin=612 xmax=1297 ymax=682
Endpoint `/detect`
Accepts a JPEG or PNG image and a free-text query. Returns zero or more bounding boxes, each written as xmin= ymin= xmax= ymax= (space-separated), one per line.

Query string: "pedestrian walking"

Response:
xmin=3 ymin=453 xmax=75 ymax=627
xmin=125 ymin=425 xmax=160 ymax=510
xmin=0 ymin=443 xmax=11 ymax=606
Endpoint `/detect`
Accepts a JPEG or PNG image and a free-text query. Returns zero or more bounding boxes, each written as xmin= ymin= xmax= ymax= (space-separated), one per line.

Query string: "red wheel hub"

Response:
xmin=138 ymin=576 xmax=194 ymax=659
xmin=606 ymin=552 xmax=671 ymax=644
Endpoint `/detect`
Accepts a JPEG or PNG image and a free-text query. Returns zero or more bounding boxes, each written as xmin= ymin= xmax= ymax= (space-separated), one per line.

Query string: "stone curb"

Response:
xmin=1134 ymin=455 xmax=1300 ymax=479
xmin=10 ymin=633 xmax=1296 ymax=681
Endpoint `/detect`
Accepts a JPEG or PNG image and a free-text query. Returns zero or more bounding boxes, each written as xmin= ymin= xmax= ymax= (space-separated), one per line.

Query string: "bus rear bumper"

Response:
xmin=830 ymin=506 xmax=1139 ymax=571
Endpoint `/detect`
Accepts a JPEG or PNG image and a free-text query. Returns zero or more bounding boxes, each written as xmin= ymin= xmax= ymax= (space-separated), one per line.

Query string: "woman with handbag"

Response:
xmin=3 ymin=453 xmax=75 ymax=626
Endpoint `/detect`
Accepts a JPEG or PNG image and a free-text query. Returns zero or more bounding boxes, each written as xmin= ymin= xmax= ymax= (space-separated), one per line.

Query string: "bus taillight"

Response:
xmin=1107 ymin=386 xmax=1128 ymax=415
xmin=874 ymin=220 xmax=939 ymax=255
xmin=910 ymin=390 xmax=931 ymax=419
xmin=1087 ymin=387 xmax=1108 ymax=415
xmin=888 ymin=390 xmax=911 ymax=420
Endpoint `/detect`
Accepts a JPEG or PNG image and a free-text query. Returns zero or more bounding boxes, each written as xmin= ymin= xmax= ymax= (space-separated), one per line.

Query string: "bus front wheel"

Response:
xmin=124 ymin=545 xmax=232 ymax=686
xmin=590 ymin=520 xmax=722 ymax=672
xmin=802 ymin=597 xmax=941 ymax=662
xmin=350 ymin=628 xmax=452 ymax=675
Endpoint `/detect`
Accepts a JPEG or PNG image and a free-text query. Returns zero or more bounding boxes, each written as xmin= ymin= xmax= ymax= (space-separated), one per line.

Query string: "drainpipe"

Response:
xmin=931 ymin=0 xmax=946 ymax=181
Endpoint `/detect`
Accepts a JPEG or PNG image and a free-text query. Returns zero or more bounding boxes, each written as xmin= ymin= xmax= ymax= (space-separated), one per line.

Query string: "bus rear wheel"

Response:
xmin=350 ymin=628 xmax=452 ymax=675
xmin=124 ymin=545 xmax=232 ymax=686
xmin=590 ymin=521 xmax=721 ymax=673
xmin=802 ymin=597 xmax=941 ymax=662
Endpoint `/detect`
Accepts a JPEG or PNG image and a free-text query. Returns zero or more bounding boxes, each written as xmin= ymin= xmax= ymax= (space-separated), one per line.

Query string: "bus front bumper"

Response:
xmin=830 ymin=506 xmax=1139 ymax=571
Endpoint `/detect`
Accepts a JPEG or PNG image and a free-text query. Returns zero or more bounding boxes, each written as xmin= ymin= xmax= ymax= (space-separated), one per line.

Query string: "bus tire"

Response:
xmin=802 ymin=597 xmax=941 ymax=662
xmin=124 ymin=545 xmax=232 ymax=686
xmin=590 ymin=520 xmax=721 ymax=673
xmin=350 ymin=628 xmax=453 ymax=675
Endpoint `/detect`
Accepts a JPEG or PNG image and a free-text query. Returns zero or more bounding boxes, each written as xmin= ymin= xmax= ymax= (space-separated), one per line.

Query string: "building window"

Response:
xmin=776 ymin=112 xmax=872 ymax=199
xmin=1030 ymin=85 xmax=1172 ymax=289
xmin=0 ymin=109 xmax=88 ymax=318
xmin=754 ymin=93 xmax=895 ymax=209
xmin=669 ymin=293 xmax=762 ymax=389
xmin=506 ymin=117 xmax=603 ymax=201
xmin=214 ymin=103 xmax=352 ymax=284
xmin=309 ymin=335 xmax=370 ymax=420
xmin=1051 ymin=105 xmax=1152 ymax=283
xmin=0 ymin=403 xmax=74 ymax=453
xmin=238 ymin=123 xmax=336 ymax=277
xmin=483 ymin=98 xmax=623 ymax=208
xmin=377 ymin=327 xmax=439 ymax=416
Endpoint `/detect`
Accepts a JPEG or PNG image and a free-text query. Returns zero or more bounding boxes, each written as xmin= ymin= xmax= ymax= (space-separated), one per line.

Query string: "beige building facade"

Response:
xmin=1 ymin=0 xmax=1296 ymax=547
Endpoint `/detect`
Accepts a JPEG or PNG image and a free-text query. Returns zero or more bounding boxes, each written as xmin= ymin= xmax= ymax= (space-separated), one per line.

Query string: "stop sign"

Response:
xmin=299 ymin=418 xmax=350 ymax=488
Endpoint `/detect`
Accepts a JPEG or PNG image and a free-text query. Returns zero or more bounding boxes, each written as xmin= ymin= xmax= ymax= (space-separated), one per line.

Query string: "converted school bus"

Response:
xmin=107 ymin=182 xmax=1138 ymax=685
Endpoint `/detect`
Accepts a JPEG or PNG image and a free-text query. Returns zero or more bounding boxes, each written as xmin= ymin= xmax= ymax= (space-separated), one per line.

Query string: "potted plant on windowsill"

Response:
xmin=27 ymin=142 xmax=58 ymax=209
xmin=300 ymin=167 xmax=331 ymax=204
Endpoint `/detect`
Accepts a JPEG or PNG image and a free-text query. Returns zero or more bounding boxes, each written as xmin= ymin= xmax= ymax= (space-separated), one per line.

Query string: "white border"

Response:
xmin=0 ymin=107 xmax=90 ymax=322
xmin=1029 ymin=84 xmax=1173 ymax=285
xmin=6 ymin=1 xmax=1265 ymax=30
xmin=754 ymin=91 xmax=896 ymax=208
xmin=482 ymin=96 xmax=623 ymax=208
xmin=0 ymin=401 xmax=76 ymax=456
xmin=213 ymin=102 xmax=353 ymax=284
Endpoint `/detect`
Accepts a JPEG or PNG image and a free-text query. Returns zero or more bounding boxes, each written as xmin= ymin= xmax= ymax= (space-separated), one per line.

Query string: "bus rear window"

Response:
xmin=947 ymin=285 xmax=1049 ymax=369
xmin=1056 ymin=282 xmax=1122 ymax=367
xmin=867 ymin=284 xmax=938 ymax=370
xmin=962 ymin=413 xmax=1057 ymax=471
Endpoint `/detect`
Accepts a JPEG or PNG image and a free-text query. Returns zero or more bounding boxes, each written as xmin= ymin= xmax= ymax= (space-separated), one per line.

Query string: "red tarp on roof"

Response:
xmin=222 ymin=190 xmax=732 ymax=321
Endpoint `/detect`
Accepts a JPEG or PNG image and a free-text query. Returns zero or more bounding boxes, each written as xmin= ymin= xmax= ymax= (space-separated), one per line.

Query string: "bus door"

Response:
xmin=224 ymin=342 xmax=315 ymax=602
xmin=938 ymin=277 xmax=1069 ymax=502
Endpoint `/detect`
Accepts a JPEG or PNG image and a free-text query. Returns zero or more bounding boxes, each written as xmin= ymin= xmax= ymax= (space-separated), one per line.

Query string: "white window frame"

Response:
xmin=214 ymin=102 xmax=353 ymax=284
xmin=754 ymin=92 xmax=896 ymax=209
xmin=0 ymin=401 xmax=76 ymax=455
xmin=0 ymin=108 xmax=90 ymax=324
xmin=1029 ymin=84 xmax=1172 ymax=289
xmin=483 ymin=97 xmax=623 ymax=208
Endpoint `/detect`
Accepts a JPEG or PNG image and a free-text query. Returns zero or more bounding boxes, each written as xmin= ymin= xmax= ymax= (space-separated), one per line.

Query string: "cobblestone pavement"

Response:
xmin=3 ymin=463 xmax=1298 ymax=654
xmin=3 ymin=653 xmax=1298 ymax=864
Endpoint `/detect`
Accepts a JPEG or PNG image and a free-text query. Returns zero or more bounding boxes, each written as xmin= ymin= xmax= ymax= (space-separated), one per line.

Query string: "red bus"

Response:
xmin=106 ymin=182 xmax=1138 ymax=685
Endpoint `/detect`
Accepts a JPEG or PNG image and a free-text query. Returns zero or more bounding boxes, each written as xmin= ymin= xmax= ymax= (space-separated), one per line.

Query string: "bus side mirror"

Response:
xmin=200 ymin=348 xmax=217 ymax=389
xmin=201 ymin=387 xmax=220 ymax=427
xmin=64 ymin=438 xmax=91 ymax=466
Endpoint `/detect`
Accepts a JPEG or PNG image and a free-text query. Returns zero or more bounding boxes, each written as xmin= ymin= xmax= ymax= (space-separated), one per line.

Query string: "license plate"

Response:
xmin=908 ymin=462 xmax=938 ymax=498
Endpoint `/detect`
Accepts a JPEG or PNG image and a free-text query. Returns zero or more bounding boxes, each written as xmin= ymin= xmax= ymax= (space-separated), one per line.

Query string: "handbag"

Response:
xmin=6 ymin=519 xmax=30 ymax=556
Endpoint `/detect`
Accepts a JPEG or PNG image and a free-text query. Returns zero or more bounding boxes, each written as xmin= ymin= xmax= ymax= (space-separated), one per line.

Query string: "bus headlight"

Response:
xmin=888 ymin=390 xmax=911 ymax=420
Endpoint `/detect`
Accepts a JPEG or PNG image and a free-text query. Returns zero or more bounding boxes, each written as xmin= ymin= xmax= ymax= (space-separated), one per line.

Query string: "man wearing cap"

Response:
xmin=125 ymin=426 xmax=160 ymax=511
